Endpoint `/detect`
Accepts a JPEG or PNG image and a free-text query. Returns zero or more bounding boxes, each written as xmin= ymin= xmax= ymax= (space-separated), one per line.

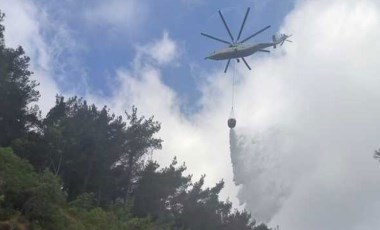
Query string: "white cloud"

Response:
xmin=134 ymin=31 xmax=180 ymax=67
xmin=0 ymin=0 xmax=60 ymax=114
xmin=149 ymin=31 xmax=179 ymax=65
xmin=84 ymin=0 xmax=147 ymax=33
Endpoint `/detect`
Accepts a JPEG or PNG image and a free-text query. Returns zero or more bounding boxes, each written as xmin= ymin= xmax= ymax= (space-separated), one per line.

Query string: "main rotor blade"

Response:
xmin=218 ymin=10 xmax=234 ymax=42
xmin=201 ymin=33 xmax=232 ymax=45
xmin=286 ymin=40 xmax=293 ymax=42
xmin=240 ymin=25 xmax=271 ymax=43
xmin=224 ymin=59 xmax=231 ymax=73
xmin=241 ymin=57 xmax=251 ymax=70
xmin=237 ymin=7 xmax=250 ymax=42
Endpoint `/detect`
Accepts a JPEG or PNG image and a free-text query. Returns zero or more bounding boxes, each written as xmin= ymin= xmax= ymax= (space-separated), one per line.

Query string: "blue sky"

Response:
xmin=3 ymin=0 xmax=380 ymax=229
xmin=31 ymin=0 xmax=295 ymax=108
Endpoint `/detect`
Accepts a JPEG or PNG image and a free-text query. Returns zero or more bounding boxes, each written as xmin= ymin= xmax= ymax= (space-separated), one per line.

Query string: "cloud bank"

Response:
xmin=228 ymin=0 xmax=380 ymax=228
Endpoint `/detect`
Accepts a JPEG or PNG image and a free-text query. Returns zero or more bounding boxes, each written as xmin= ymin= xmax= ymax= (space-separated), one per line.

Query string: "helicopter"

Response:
xmin=201 ymin=7 xmax=292 ymax=73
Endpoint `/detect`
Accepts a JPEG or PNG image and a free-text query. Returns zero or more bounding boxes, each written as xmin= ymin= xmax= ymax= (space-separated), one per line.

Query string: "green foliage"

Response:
xmin=112 ymin=106 xmax=163 ymax=202
xmin=253 ymin=223 xmax=272 ymax=230
xmin=64 ymin=202 xmax=169 ymax=230
xmin=172 ymin=175 xmax=229 ymax=230
xmin=132 ymin=157 xmax=260 ymax=230
xmin=0 ymin=148 xmax=170 ymax=230
xmin=14 ymin=96 xmax=162 ymax=204
xmin=69 ymin=193 xmax=97 ymax=211
xmin=74 ymin=208 xmax=109 ymax=230
xmin=0 ymin=147 xmax=38 ymax=218
xmin=12 ymin=132 xmax=49 ymax=172
xmin=0 ymin=147 xmax=266 ymax=230
xmin=25 ymin=170 xmax=66 ymax=228
xmin=132 ymin=158 xmax=190 ymax=222
xmin=0 ymin=148 xmax=66 ymax=228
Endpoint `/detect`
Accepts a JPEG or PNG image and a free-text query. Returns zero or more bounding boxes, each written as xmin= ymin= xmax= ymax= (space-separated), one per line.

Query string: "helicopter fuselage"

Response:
xmin=206 ymin=42 xmax=274 ymax=60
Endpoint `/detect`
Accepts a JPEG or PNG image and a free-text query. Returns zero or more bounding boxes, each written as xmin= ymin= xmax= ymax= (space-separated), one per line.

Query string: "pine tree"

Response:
xmin=0 ymin=12 xmax=40 ymax=147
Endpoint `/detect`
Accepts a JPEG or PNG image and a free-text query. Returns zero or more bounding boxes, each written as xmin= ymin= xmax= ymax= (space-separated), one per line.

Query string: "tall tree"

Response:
xmin=16 ymin=96 xmax=162 ymax=204
xmin=133 ymin=157 xmax=262 ymax=230
xmin=0 ymin=12 xmax=40 ymax=147
xmin=113 ymin=106 xmax=162 ymax=202
xmin=42 ymin=96 xmax=130 ymax=202
xmin=132 ymin=158 xmax=191 ymax=222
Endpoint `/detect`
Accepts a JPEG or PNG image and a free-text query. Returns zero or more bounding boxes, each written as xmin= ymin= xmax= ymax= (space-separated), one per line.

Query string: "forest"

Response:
xmin=0 ymin=12 xmax=270 ymax=230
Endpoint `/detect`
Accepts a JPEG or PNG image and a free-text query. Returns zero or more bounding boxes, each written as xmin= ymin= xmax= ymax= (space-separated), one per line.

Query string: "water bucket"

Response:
xmin=228 ymin=118 xmax=236 ymax=128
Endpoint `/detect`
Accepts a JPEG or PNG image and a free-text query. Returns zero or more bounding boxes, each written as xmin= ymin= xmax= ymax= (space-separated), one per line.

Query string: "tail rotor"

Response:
xmin=281 ymin=34 xmax=293 ymax=46
xmin=273 ymin=34 xmax=293 ymax=47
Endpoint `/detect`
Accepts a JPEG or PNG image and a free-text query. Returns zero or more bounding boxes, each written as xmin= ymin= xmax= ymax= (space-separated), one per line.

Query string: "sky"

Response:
xmin=1 ymin=0 xmax=380 ymax=229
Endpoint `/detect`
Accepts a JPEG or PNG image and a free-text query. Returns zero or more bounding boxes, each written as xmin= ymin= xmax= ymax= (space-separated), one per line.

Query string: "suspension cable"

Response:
xmin=231 ymin=59 xmax=236 ymax=110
